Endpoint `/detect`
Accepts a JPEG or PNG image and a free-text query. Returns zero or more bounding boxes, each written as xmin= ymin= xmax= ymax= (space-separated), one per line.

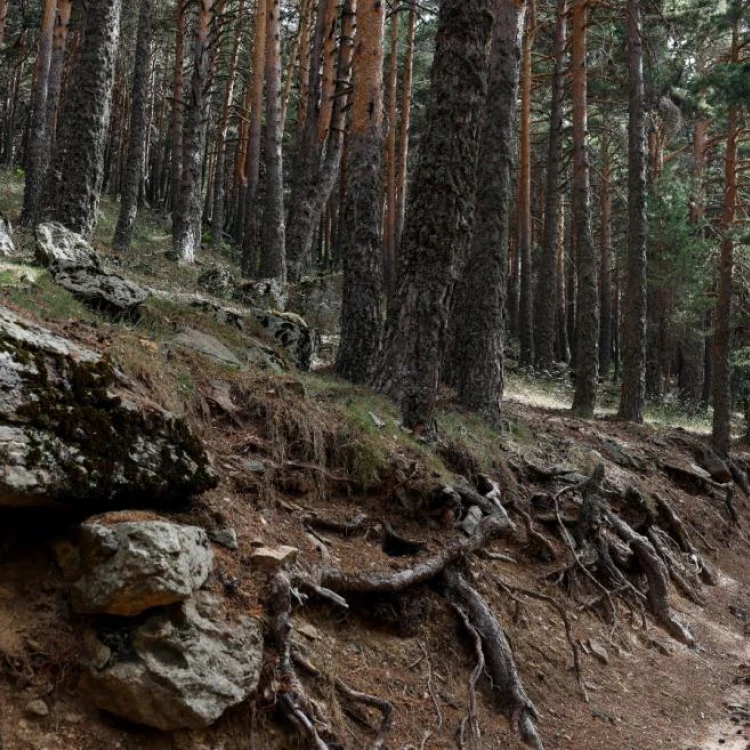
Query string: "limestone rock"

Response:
xmin=53 ymin=266 xmax=149 ymax=313
xmin=35 ymin=222 xmax=100 ymax=272
xmin=196 ymin=268 xmax=236 ymax=299
xmin=80 ymin=595 xmax=262 ymax=730
xmin=461 ymin=506 xmax=483 ymax=536
xmin=0 ymin=216 xmax=14 ymax=256
xmin=250 ymin=545 xmax=298 ymax=569
xmin=233 ymin=277 xmax=288 ymax=311
xmin=209 ymin=526 xmax=238 ymax=551
xmin=0 ymin=304 xmax=216 ymax=509
xmin=173 ymin=328 xmax=243 ymax=368
xmin=63 ymin=519 xmax=213 ymax=616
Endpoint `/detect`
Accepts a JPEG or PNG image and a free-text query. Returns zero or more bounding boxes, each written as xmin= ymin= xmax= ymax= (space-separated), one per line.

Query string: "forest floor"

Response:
xmin=0 ymin=173 xmax=749 ymax=750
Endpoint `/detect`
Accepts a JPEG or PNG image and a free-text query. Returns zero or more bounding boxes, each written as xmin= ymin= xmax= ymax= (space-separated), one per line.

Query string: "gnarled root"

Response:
xmin=445 ymin=568 xmax=544 ymax=750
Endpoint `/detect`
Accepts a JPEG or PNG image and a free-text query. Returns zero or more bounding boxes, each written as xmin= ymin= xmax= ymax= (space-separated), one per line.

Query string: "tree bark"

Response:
xmin=0 ymin=0 xmax=8 ymax=45
xmin=258 ymin=0 xmax=286 ymax=280
xmin=570 ymin=0 xmax=598 ymax=417
xmin=21 ymin=0 xmax=56 ymax=226
xmin=598 ymin=132 xmax=612 ymax=378
xmin=112 ymin=0 xmax=152 ymax=252
xmin=371 ymin=0 xmax=494 ymax=433
xmin=383 ymin=8 xmax=399 ymax=300
xmin=556 ymin=203 xmax=570 ymax=362
xmin=534 ymin=0 xmax=567 ymax=370
xmin=41 ymin=0 xmax=123 ymax=238
xmin=452 ymin=0 xmax=526 ymax=422
xmin=44 ymin=0 xmax=74 ymax=164
xmin=169 ymin=0 xmax=186 ymax=211
xmin=335 ymin=0 xmax=385 ymax=384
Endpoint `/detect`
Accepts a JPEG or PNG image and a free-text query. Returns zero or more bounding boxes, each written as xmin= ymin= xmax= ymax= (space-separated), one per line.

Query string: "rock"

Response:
xmin=173 ymin=328 xmax=244 ymax=368
xmin=369 ymin=412 xmax=386 ymax=429
xmin=35 ymin=222 xmax=100 ymax=272
xmin=62 ymin=519 xmax=213 ymax=616
xmin=242 ymin=459 xmax=265 ymax=473
xmin=249 ymin=545 xmax=298 ymax=569
xmin=287 ymin=274 xmax=342 ymax=334
xmin=694 ymin=444 xmax=732 ymax=483
xmin=0 ymin=216 xmax=14 ymax=256
xmin=588 ymin=639 xmax=609 ymax=665
xmin=295 ymin=622 xmax=320 ymax=641
xmin=80 ymin=595 xmax=263 ymax=730
xmin=25 ymin=699 xmax=49 ymax=718
xmin=248 ymin=309 xmax=312 ymax=371
xmin=53 ymin=266 xmax=149 ymax=313
xmin=233 ymin=277 xmax=288 ymax=311
xmin=197 ymin=268 xmax=236 ymax=299
xmin=209 ymin=526 xmax=238 ymax=551
xmin=461 ymin=506 xmax=483 ymax=536
xmin=0 ymin=304 xmax=216 ymax=509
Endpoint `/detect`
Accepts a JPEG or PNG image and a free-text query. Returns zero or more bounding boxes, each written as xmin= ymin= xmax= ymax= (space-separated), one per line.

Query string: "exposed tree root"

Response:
xmin=452 ymin=604 xmax=484 ymax=749
xmin=445 ymin=568 xmax=544 ymax=749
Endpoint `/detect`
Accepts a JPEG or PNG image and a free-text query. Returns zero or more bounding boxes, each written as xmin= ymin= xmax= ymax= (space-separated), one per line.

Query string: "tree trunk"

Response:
xmin=112 ymin=0 xmax=152 ymax=252
xmin=711 ymin=21 xmax=739 ymax=456
xmin=517 ymin=3 xmax=535 ymax=369
xmin=556 ymin=203 xmax=570 ymax=362
xmin=211 ymin=0 xmax=244 ymax=251
xmin=371 ymin=0 xmax=494 ymax=434
xmin=169 ymin=0 xmax=186 ymax=211
xmin=383 ymin=8 xmax=399 ymax=300
xmin=41 ymin=0 xmax=123 ymax=238
xmin=534 ymin=0 xmax=567 ymax=370
xmin=258 ymin=0 xmax=286 ymax=280
xmin=598 ymin=132 xmax=612 ymax=378
xmin=335 ymin=0 xmax=385 ymax=384
xmin=21 ymin=0 xmax=56 ymax=225
xmin=452 ymin=0 xmax=526 ymax=422
xmin=0 ymin=0 xmax=8 ymax=45
xmin=570 ymin=0 xmax=598 ymax=417
xmin=44 ymin=0 xmax=74 ymax=161
xmin=296 ymin=0 xmax=313 ymax=136
xmin=395 ymin=0 xmax=416 ymax=254
xmin=617 ymin=0 xmax=648 ymax=420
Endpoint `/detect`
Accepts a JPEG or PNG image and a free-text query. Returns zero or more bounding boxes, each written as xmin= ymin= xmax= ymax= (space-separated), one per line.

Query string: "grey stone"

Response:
xmin=63 ymin=520 xmax=213 ymax=616
xmin=233 ymin=277 xmax=289 ymax=311
xmin=461 ymin=506 xmax=483 ymax=536
xmin=0 ymin=216 xmax=14 ymax=256
xmin=174 ymin=328 xmax=243 ymax=368
xmin=35 ymin=222 xmax=100 ymax=272
xmin=0 ymin=304 xmax=216 ymax=510
xmin=197 ymin=268 xmax=236 ymax=299
xmin=25 ymin=699 xmax=49 ymax=718
xmin=80 ymin=595 xmax=263 ymax=730
xmin=209 ymin=527 xmax=238 ymax=551
xmin=53 ymin=266 xmax=149 ymax=313
xmin=588 ymin=639 xmax=609 ymax=665
xmin=250 ymin=546 xmax=298 ymax=569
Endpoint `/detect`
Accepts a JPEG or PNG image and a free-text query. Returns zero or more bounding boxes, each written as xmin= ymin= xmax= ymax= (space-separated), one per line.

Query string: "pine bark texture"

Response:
xmin=383 ymin=9 xmax=399 ymax=299
xmin=21 ymin=0 xmax=56 ymax=226
xmin=41 ymin=0 xmax=123 ymax=238
xmin=534 ymin=0 xmax=567 ymax=370
xmin=453 ymin=0 xmax=526 ymax=421
xmin=598 ymin=134 xmax=613 ymax=379
xmin=169 ymin=0 xmax=186 ymax=211
xmin=335 ymin=0 xmax=385 ymax=384
xmin=0 ymin=0 xmax=7 ymax=45
xmin=372 ymin=0 xmax=494 ymax=432
xmin=258 ymin=0 xmax=286 ymax=280
xmin=113 ymin=0 xmax=152 ymax=252
xmin=570 ymin=0 xmax=598 ymax=417
xmin=618 ymin=0 xmax=648 ymax=422
xmin=44 ymin=0 xmax=74 ymax=167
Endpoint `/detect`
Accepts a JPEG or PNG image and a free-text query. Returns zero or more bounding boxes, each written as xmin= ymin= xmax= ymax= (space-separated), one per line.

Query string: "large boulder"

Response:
xmin=173 ymin=328 xmax=244 ymax=368
xmin=35 ymin=222 xmax=149 ymax=312
xmin=60 ymin=518 xmax=213 ymax=616
xmin=288 ymin=273 xmax=342 ymax=335
xmin=233 ymin=277 xmax=289 ymax=311
xmin=0 ymin=304 xmax=216 ymax=509
xmin=196 ymin=268 xmax=236 ymax=299
xmin=80 ymin=594 xmax=263 ymax=730
xmin=0 ymin=216 xmax=14 ymax=256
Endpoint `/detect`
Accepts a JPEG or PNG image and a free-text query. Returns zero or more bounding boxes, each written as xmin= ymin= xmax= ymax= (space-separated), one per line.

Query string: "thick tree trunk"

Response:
xmin=172 ymin=0 xmax=217 ymax=264
xmin=371 ymin=0 xmax=494 ymax=433
xmin=534 ymin=0 xmax=567 ymax=370
xmin=335 ymin=0 xmax=385 ymax=384
xmin=112 ymin=0 xmax=152 ymax=252
xmin=556 ymin=204 xmax=570 ymax=362
xmin=41 ymin=0 xmax=123 ymax=238
xmin=517 ymin=4 xmax=535 ymax=369
xmin=383 ymin=9 xmax=399 ymax=300
xmin=21 ymin=0 xmax=56 ymax=226
xmin=258 ymin=0 xmax=286 ymax=280
xmin=169 ymin=0 xmax=186 ymax=211
xmin=618 ymin=0 xmax=648 ymax=419
xmin=0 ymin=0 xmax=8 ymax=45
xmin=44 ymin=0 xmax=74 ymax=161
xmin=711 ymin=22 xmax=739 ymax=455
xmin=598 ymin=133 xmax=612 ymax=379
xmin=452 ymin=0 xmax=526 ymax=422
xmin=296 ymin=0 xmax=313 ymax=136
xmin=570 ymin=0 xmax=598 ymax=417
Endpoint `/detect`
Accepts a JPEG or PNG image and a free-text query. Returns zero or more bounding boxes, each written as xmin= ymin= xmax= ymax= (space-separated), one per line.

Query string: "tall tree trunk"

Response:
xmin=570 ymin=0 xmax=598 ymax=417
xmin=711 ymin=19 xmax=739 ymax=456
xmin=517 ymin=2 xmax=535 ymax=369
xmin=556 ymin=203 xmax=570 ymax=361
xmin=240 ymin=0 xmax=267 ymax=274
xmin=44 ymin=0 xmax=74 ymax=162
xmin=383 ymin=7 xmax=399 ymax=299
xmin=172 ymin=0 xmax=217 ymax=264
xmin=21 ymin=0 xmax=56 ymax=225
xmin=296 ymin=0 xmax=313 ymax=136
xmin=169 ymin=0 xmax=186 ymax=210
xmin=335 ymin=0 xmax=385 ymax=384
xmin=211 ymin=0 xmax=244 ymax=251
xmin=453 ymin=0 xmax=526 ymax=422
xmin=112 ymin=0 xmax=152 ymax=251
xmin=534 ymin=0 xmax=567 ymax=370
xmin=372 ymin=0 xmax=494 ymax=433
xmin=258 ymin=0 xmax=286 ymax=280
xmin=41 ymin=0 xmax=123 ymax=238
xmin=0 ymin=0 xmax=8 ymax=45
xmin=618 ymin=0 xmax=648 ymax=421
xmin=598 ymin=132 xmax=612 ymax=378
